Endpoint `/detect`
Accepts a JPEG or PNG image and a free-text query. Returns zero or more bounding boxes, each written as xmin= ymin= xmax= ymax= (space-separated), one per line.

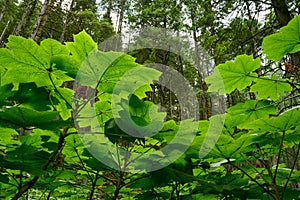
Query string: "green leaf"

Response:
xmin=41 ymin=38 xmax=70 ymax=57
xmin=206 ymin=55 xmax=260 ymax=94
xmin=51 ymin=87 xmax=73 ymax=120
xmin=113 ymin=94 xmax=166 ymax=138
xmin=5 ymin=35 xmax=49 ymax=68
xmin=12 ymin=83 xmax=52 ymax=111
xmin=0 ymin=127 xmax=19 ymax=145
xmin=51 ymin=55 xmax=80 ymax=79
xmin=65 ymin=30 xmax=97 ymax=63
xmin=0 ymin=84 xmax=14 ymax=106
xmin=204 ymin=67 xmax=225 ymax=94
xmin=262 ymin=15 xmax=300 ymax=60
xmin=240 ymin=107 xmax=300 ymax=132
xmin=75 ymin=51 xmax=161 ymax=134
xmin=0 ymin=174 xmax=9 ymax=184
xmin=0 ymin=66 xmax=6 ymax=87
xmin=94 ymin=97 xmax=113 ymax=125
xmin=3 ymin=143 xmax=49 ymax=176
xmin=76 ymin=51 xmax=143 ymax=90
xmin=226 ymin=100 xmax=277 ymax=127
xmin=0 ymin=106 xmax=70 ymax=130
xmin=250 ymin=76 xmax=292 ymax=101
xmin=0 ymin=36 xmax=73 ymax=87
xmin=76 ymin=101 xmax=101 ymax=132
xmin=104 ymin=118 xmax=136 ymax=144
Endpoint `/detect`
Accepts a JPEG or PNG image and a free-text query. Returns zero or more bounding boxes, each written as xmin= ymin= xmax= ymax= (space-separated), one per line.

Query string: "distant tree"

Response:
xmin=30 ymin=0 xmax=56 ymax=42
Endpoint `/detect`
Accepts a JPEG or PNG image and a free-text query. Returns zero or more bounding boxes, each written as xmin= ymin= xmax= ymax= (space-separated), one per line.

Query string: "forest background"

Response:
xmin=0 ymin=0 xmax=300 ymax=199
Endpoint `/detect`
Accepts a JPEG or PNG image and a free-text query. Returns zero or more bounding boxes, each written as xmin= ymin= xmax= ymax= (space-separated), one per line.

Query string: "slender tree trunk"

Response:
xmin=103 ymin=0 xmax=113 ymax=24
xmin=48 ymin=0 xmax=64 ymax=38
xmin=14 ymin=0 xmax=33 ymax=36
xmin=114 ymin=0 xmax=126 ymax=50
xmin=22 ymin=0 xmax=38 ymax=36
xmin=31 ymin=0 xmax=56 ymax=42
xmin=190 ymin=12 xmax=209 ymax=120
xmin=0 ymin=0 xmax=10 ymax=22
xmin=0 ymin=20 xmax=9 ymax=46
xmin=117 ymin=0 xmax=125 ymax=34
xmin=60 ymin=0 xmax=74 ymax=43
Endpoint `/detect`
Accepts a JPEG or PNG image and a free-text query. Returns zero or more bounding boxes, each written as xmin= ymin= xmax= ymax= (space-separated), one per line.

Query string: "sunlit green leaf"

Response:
xmin=206 ymin=55 xmax=260 ymax=94
xmin=65 ymin=30 xmax=97 ymax=63
xmin=239 ymin=107 xmax=300 ymax=132
xmin=250 ymin=76 xmax=292 ymax=101
xmin=262 ymin=15 xmax=300 ymax=60
xmin=226 ymin=100 xmax=276 ymax=127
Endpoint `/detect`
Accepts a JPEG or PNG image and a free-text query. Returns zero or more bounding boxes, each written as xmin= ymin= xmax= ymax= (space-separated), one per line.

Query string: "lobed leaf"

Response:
xmin=262 ymin=15 xmax=300 ymax=60
xmin=250 ymin=76 xmax=292 ymax=101
xmin=206 ymin=54 xmax=260 ymax=94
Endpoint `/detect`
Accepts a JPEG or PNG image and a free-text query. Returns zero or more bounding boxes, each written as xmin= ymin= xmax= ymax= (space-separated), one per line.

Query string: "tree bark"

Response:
xmin=117 ymin=0 xmax=125 ymax=34
xmin=30 ymin=0 xmax=56 ymax=42
xmin=190 ymin=11 xmax=210 ymax=120
xmin=0 ymin=0 xmax=10 ymax=22
xmin=0 ymin=20 xmax=10 ymax=46
xmin=270 ymin=0 xmax=291 ymax=27
xmin=14 ymin=0 xmax=34 ymax=36
xmin=22 ymin=0 xmax=38 ymax=36
xmin=60 ymin=0 xmax=74 ymax=43
xmin=103 ymin=0 xmax=113 ymax=23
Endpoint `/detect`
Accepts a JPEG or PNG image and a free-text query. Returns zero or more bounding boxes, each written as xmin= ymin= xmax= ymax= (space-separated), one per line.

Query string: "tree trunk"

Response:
xmin=22 ymin=0 xmax=38 ymax=36
xmin=117 ymin=0 xmax=125 ymax=34
xmin=60 ymin=0 xmax=74 ymax=43
xmin=0 ymin=0 xmax=10 ymax=22
xmin=271 ymin=0 xmax=291 ymax=27
xmin=31 ymin=0 xmax=56 ymax=42
xmin=103 ymin=0 xmax=113 ymax=24
xmin=14 ymin=0 xmax=34 ymax=36
xmin=190 ymin=11 xmax=210 ymax=120
xmin=0 ymin=20 xmax=10 ymax=46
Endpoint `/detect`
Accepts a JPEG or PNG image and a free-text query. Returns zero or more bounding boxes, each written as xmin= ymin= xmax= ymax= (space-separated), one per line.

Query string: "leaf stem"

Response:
xmin=88 ymin=171 xmax=99 ymax=200
xmin=228 ymin=160 xmax=276 ymax=200
xmin=274 ymin=131 xmax=286 ymax=181
xmin=282 ymin=142 xmax=300 ymax=197
xmin=74 ymin=146 xmax=93 ymax=181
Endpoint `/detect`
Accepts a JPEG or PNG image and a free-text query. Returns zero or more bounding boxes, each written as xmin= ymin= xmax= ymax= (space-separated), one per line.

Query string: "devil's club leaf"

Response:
xmin=3 ymin=143 xmax=50 ymax=176
xmin=65 ymin=30 xmax=97 ymax=63
xmin=11 ymin=83 xmax=52 ymax=111
xmin=262 ymin=15 xmax=300 ymax=60
xmin=40 ymin=38 xmax=70 ymax=57
xmin=240 ymin=107 xmax=300 ymax=131
xmin=5 ymin=36 xmax=49 ymax=68
xmin=0 ymin=106 xmax=70 ymax=130
xmin=0 ymin=36 xmax=72 ymax=87
xmin=250 ymin=76 xmax=292 ymax=101
xmin=206 ymin=55 xmax=260 ymax=94
xmin=226 ymin=100 xmax=276 ymax=127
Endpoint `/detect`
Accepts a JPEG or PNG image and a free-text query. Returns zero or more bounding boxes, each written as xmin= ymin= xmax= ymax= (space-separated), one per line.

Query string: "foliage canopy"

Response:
xmin=0 ymin=11 xmax=300 ymax=200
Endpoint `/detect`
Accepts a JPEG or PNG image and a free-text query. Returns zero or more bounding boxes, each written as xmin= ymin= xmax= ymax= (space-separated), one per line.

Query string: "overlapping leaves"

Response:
xmin=0 ymin=36 xmax=72 ymax=87
xmin=262 ymin=15 xmax=300 ymax=60
xmin=206 ymin=54 xmax=260 ymax=94
xmin=206 ymin=54 xmax=292 ymax=101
